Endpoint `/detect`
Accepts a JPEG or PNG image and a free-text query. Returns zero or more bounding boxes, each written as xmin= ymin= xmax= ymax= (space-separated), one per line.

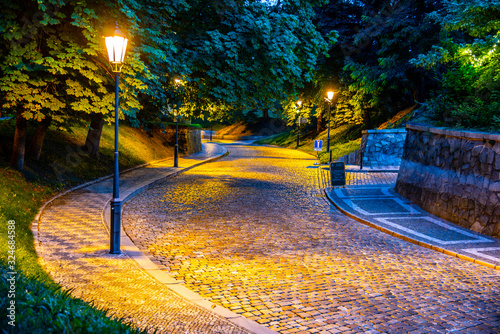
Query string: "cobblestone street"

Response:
xmin=123 ymin=143 xmax=500 ymax=334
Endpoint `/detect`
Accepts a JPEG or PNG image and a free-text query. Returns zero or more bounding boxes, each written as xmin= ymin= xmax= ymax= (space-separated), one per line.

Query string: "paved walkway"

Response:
xmin=34 ymin=143 xmax=268 ymax=334
xmin=121 ymin=143 xmax=500 ymax=333
xmin=33 ymin=141 xmax=500 ymax=334
xmin=318 ymin=165 xmax=500 ymax=270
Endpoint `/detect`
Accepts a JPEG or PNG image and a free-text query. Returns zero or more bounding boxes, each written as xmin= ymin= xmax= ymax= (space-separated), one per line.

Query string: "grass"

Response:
xmin=0 ymin=120 xmax=174 ymax=333
xmin=255 ymin=124 xmax=363 ymax=164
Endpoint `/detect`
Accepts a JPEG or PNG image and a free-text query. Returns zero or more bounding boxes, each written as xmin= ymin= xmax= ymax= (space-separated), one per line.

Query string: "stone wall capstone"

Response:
xmin=359 ymin=129 xmax=407 ymax=167
xmin=396 ymin=123 xmax=500 ymax=238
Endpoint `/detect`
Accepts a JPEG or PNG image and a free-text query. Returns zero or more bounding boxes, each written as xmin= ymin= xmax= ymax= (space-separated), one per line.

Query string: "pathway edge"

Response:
xmin=323 ymin=188 xmax=500 ymax=271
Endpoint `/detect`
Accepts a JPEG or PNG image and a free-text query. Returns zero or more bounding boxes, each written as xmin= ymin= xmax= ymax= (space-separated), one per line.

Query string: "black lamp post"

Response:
xmin=105 ymin=24 xmax=128 ymax=254
xmin=173 ymin=79 xmax=182 ymax=168
xmin=174 ymin=110 xmax=182 ymax=167
xmin=296 ymin=100 xmax=302 ymax=149
xmin=326 ymin=91 xmax=334 ymax=163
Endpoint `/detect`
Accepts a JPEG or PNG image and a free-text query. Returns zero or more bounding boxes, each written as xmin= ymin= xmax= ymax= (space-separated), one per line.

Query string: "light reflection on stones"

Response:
xmin=123 ymin=145 xmax=500 ymax=333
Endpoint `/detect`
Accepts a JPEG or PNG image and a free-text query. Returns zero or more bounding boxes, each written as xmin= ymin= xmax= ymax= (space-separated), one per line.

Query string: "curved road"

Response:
xmin=123 ymin=143 xmax=500 ymax=333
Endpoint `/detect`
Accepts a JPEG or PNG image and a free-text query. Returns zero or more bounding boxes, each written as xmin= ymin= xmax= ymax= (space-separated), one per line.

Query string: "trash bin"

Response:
xmin=330 ymin=161 xmax=346 ymax=187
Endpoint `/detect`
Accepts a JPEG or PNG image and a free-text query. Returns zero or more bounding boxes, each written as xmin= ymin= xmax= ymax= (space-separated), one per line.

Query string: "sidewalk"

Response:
xmin=34 ymin=143 xmax=275 ymax=334
xmin=319 ymin=164 xmax=500 ymax=270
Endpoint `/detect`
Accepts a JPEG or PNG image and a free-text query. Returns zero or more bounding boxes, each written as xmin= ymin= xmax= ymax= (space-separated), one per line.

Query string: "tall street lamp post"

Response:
xmin=296 ymin=100 xmax=302 ymax=149
xmin=173 ymin=79 xmax=182 ymax=168
xmin=326 ymin=91 xmax=334 ymax=163
xmin=105 ymin=24 xmax=128 ymax=254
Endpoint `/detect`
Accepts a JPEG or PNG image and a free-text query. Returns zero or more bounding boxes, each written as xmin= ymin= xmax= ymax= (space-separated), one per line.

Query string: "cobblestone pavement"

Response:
xmin=37 ymin=149 xmax=252 ymax=334
xmin=123 ymin=143 xmax=500 ymax=334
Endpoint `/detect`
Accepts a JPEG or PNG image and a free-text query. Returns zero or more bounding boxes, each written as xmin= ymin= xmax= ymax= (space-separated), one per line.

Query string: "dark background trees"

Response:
xmin=1 ymin=0 xmax=499 ymax=171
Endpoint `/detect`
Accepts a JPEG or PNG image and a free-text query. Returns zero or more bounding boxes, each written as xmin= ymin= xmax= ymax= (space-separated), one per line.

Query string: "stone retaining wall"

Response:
xmin=396 ymin=123 xmax=500 ymax=238
xmin=163 ymin=127 xmax=201 ymax=155
xmin=359 ymin=129 xmax=407 ymax=167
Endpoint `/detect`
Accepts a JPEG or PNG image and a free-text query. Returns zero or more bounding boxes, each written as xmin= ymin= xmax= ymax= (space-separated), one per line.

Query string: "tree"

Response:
xmin=1 ymin=0 xmax=337 ymax=171
xmin=411 ymin=0 xmax=500 ymax=129
xmin=0 ymin=0 xmax=149 ymax=170
xmin=169 ymin=0 xmax=333 ymax=119
xmin=313 ymin=0 xmax=443 ymax=130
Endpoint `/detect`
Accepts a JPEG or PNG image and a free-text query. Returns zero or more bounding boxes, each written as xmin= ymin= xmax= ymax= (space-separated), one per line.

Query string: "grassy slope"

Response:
xmin=255 ymin=124 xmax=362 ymax=164
xmin=213 ymin=118 xmax=288 ymax=137
xmin=0 ymin=121 xmax=174 ymax=332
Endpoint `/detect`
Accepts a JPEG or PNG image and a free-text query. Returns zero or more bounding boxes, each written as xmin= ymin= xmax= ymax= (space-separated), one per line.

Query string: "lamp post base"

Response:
xmin=110 ymin=199 xmax=122 ymax=254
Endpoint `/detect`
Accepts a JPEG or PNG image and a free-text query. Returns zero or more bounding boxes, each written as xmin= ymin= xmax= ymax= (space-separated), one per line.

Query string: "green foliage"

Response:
xmin=1 ymin=0 xmax=334 ymax=144
xmin=318 ymin=139 xmax=360 ymax=164
xmin=176 ymin=0 xmax=333 ymax=120
xmin=411 ymin=0 xmax=500 ymax=130
xmin=334 ymin=91 xmax=364 ymax=126
xmin=0 ymin=0 xmax=149 ymax=129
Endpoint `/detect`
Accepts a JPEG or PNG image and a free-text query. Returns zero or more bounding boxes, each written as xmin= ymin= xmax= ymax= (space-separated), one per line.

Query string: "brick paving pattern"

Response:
xmin=124 ymin=144 xmax=500 ymax=333
xmin=37 ymin=154 xmax=252 ymax=334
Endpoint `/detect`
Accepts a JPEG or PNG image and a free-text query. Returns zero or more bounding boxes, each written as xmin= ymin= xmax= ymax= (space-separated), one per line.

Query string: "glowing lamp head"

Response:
xmin=327 ymin=91 xmax=334 ymax=101
xmin=105 ymin=24 xmax=128 ymax=72
xmin=297 ymin=100 xmax=302 ymax=107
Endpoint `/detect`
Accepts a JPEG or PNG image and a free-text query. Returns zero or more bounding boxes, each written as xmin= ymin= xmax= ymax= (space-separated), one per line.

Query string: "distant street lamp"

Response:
xmin=326 ymin=91 xmax=334 ymax=163
xmin=105 ymin=24 xmax=128 ymax=254
xmin=296 ymin=100 xmax=302 ymax=148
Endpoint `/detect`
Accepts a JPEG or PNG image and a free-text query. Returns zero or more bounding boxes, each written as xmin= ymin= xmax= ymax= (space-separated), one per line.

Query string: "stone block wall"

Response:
xmin=359 ymin=129 xmax=407 ymax=167
xmin=163 ymin=127 xmax=201 ymax=155
xmin=396 ymin=123 xmax=500 ymax=238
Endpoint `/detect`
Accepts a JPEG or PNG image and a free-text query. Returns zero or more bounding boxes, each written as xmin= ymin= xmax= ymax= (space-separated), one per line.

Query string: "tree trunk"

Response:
xmin=83 ymin=113 xmax=105 ymax=157
xmin=262 ymin=108 xmax=269 ymax=119
xmin=363 ymin=108 xmax=373 ymax=130
xmin=10 ymin=109 xmax=27 ymax=171
xmin=27 ymin=116 xmax=52 ymax=161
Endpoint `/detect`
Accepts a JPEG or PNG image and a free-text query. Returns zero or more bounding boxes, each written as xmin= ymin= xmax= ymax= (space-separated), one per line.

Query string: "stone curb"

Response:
xmin=323 ymin=188 xmax=500 ymax=271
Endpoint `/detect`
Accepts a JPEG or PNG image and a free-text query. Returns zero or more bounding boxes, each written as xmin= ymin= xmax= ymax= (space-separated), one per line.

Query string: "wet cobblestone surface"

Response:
xmin=123 ymin=144 xmax=500 ymax=333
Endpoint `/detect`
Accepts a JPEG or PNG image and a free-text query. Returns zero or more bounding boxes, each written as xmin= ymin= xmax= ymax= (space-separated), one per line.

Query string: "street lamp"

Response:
xmin=326 ymin=91 xmax=334 ymax=163
xmin=173 ymin=109 xmax=182 ymax=168
xmin=105 ymin=24 xmax=128 ymax=254
xmin=296 ymin=100 xmax=302 ymax=148
xmin=173 ymin=79 xmax=183 ymax=168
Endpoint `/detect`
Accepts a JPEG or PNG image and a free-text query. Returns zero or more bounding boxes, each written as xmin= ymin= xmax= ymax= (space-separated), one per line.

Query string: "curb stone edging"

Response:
xmin=33 ymin=145 xmax=276 ymax=334
xmin=323 ymin=188 xmax=500 ymax=271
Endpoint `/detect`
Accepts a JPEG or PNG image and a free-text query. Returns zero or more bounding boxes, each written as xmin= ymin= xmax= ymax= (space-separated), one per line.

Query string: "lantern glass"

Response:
xmin=105 ymin=36 xmax=128 ymax=64
xmin=327 ymin=91 xmax=334 ymax=100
